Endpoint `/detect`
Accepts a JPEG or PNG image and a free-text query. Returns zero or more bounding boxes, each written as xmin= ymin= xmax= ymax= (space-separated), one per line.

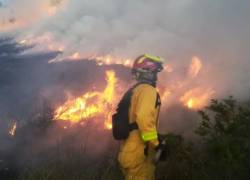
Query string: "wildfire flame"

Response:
xmin=9 ymin=122 xmax=17 ymax=137
xmin=178 ymin=56 xmax=215 ymax=110
xmin=180 ymin=88 xmax=215 ymax=110
xmin=51 ymin=53 xmax=214 ymax=128
xmin=54 ymin=70 xmax=117 ymax=129
xmin=19 ymin=39 xmax=27 ymax=45
xmin=188 ymin=56 xmax=202 ymax=78
xmin=187 ymin=98 xmax=194 ymax=109
xmin=70 ymin=52 xmax=81 ymax=60
xmin=95 ymin=55 xmax=133 ymax=67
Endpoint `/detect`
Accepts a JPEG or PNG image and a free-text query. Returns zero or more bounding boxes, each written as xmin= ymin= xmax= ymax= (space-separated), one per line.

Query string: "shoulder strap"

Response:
xmin=155 ymin=92 xmax=161 ymax=108
xmin=129 ymin=122 xmax=138 ymax=131
xmin=117 ymin=82 xmax=156 ymax=132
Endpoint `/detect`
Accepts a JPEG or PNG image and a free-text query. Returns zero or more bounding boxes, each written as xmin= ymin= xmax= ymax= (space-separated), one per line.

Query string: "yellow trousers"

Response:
xmin=118 ymin=132 xmax=156 ymax=180
xmin=121 ymin=157 xmax=155 ymax=180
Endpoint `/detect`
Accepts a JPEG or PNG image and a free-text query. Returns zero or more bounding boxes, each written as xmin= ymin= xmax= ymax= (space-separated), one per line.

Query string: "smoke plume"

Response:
xmin=1 ymin=1 xmax=250 ymax=176
xmin=1 ymin=0 xmax=249 ymax=101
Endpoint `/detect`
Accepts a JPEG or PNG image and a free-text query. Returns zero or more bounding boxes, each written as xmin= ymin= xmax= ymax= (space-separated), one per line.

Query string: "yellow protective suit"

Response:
xmin=118 ymin=83 xmax=161 ymax=180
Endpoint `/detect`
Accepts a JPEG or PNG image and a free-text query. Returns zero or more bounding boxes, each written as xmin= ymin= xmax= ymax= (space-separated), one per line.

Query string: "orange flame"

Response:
xmin=180 ymin=88 xmax=214 ymax=110
xmin=95 ymin=55 xmax=132 ymax=67
xmin=187 ymin=98 xmax=194 ymax=109
xmin=19 ymin=39 xmax=27 ymax=45
xmin=49 ymin=53 xmax=133 ymax=67
xmin=9 ymin=122 xmax=17 ymax=137
xmin=188 ymin=56 xmax=202 ymax=78
xmin=17 ymin=34 xmax=65 ymax=55
xmin=70 ymin=52 xmax=81 ymax=60
xmin=54 ymin=70 xmax=117 ymax=129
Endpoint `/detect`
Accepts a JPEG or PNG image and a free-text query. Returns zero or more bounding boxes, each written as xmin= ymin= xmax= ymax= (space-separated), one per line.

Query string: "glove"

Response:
xmin=154 ymin=134 xmax=169 ymax=162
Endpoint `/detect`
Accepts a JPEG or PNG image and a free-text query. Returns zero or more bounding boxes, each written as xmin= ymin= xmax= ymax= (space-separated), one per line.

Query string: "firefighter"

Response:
xmin=118 ymin=54 xmax=164 ymax=180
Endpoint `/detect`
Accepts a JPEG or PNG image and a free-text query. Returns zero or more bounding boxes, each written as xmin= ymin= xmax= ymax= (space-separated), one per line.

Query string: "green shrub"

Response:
xmin=196 ymin=96 xmax=250 ymax=180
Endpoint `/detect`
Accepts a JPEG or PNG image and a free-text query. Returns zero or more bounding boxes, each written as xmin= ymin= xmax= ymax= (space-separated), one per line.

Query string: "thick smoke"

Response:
xmin=0 ymin=0 xmax=62 ymax=31
xmin=1 ymin=1 xmax=250 ymax=176
xmin=1 ymin=0 xmax=250 ymax=140
xmin=1 ymin=0 xmax=250 ymax=133
xmin=1 ymin=0 xmax=250 ymax=101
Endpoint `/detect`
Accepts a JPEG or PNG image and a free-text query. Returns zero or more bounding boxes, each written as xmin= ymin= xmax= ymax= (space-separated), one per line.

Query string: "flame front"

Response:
xmin=9 ymin=122 xmax=17 ymax=137
xmin=187 ymin=98 xmax=194 ymax=109
xmin=188 ymin=56 xmax=202 ymax=78
xmin=54 ymin=70 xmax=117 ymax=129
xmin=54 ymin=56 xmax=214 ymax=127
xmin=180 ymin=88 xmax=215 ymax=110
xmin=95 ymin=55 xmax=132 ymax=67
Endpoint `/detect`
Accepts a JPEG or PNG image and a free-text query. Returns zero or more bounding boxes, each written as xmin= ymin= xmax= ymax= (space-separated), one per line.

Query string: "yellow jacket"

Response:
xmin=118 ymin=83 xmax=160 ymax=170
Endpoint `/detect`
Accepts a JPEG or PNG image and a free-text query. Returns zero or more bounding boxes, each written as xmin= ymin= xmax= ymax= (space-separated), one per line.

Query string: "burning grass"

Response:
xmin=54 ymin=70 xmax=117 ymax=129
xmin=8 ymin=122 xmax=17 ymax=137
xmin=2 ymin=38 xmax=250 ymax=180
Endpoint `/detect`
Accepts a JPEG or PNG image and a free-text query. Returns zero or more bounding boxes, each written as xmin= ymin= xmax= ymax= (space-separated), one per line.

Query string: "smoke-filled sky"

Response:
xmin=1 ymin=0 xmax=250 ymax=100
xmin=2 ymin=1 xmax=250 ymax=172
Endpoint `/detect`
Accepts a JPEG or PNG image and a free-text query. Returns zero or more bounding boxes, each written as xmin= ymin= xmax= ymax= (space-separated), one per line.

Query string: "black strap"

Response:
xmin=155 ymin=93 xmax=161 ymax=108
xmin=129 ymin=122 xmax=138 ymax=131
xmin=126 ymin=82 xmax=156 ymax=132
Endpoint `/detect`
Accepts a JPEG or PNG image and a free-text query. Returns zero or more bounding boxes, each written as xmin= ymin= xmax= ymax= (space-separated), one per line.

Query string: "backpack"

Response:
xmin=112 ymin=83 xmax=141 ymax=140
